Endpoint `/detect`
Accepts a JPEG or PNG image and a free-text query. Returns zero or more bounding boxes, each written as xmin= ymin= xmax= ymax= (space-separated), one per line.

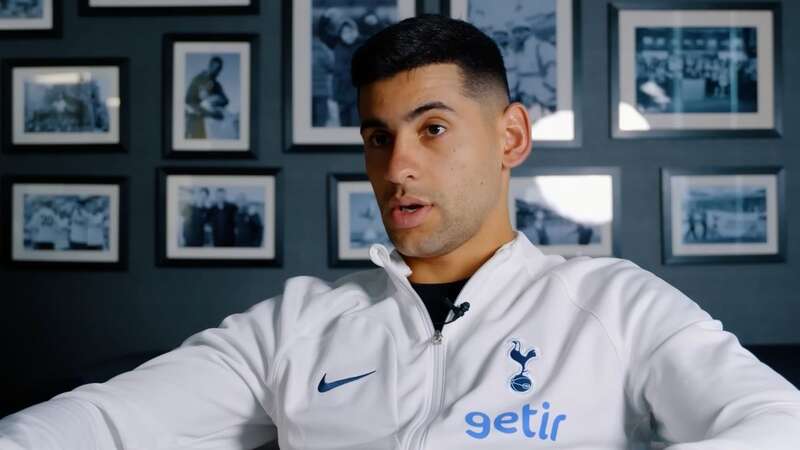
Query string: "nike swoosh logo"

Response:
xmin=317 ymin=370 xmax=376 ymax=393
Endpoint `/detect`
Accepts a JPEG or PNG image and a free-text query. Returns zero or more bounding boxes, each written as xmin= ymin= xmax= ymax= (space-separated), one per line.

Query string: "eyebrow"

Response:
xmin=360 ymin=101 xmax=456 ymax=134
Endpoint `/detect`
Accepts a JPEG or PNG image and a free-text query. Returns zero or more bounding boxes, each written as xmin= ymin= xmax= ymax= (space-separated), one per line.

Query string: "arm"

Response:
xmin=0 ymin=297 xmax=282 ymax=450
xmin=636 ymin=320 xmax=800 ymax=450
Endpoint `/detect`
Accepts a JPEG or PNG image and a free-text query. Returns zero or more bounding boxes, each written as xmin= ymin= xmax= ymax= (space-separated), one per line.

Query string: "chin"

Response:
xmin=390 ymin=229 xmax=458 ymax=259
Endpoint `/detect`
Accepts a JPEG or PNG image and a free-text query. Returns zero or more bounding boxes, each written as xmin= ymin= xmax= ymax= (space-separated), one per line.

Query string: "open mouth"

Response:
xmin=391 ymin=203 xmax=432 ymax=229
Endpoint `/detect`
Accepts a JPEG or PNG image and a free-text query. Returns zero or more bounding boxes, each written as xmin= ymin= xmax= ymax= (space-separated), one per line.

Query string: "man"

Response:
xmin=185 ymin=56 xmax=229 ymax=139
xmin=208 ymin=187 xmax=237 ymax=247
xmin=25 ymin=199 xmax=58 ymax=250
xmin=1 ymin=15 xmax=799 ymax=450
xmin=233 ymin=193 xmax=263 ymax=247
xmin=181 ymin=187 xmax=210 ymax=247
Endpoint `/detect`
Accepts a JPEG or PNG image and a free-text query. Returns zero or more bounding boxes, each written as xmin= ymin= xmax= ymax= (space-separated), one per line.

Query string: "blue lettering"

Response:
xmin=538 ymin=401 xmax=550 ymax=440
xmin=464 ymin=402 xmax=567 ymax=441
xmin=521 ymin=404 xmax=537 ymax=438
xmin=465 ymin=412 xmax=490 ymax=439
xmin=550 ymin=414 xmax=567 ymax=441
xmin=493 ymin=412 xmax=518 ymax=434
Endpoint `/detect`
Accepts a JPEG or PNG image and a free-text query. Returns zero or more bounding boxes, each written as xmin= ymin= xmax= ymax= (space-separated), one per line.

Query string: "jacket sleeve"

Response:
xmin=612 ymin=268 xmax=800 ymax=449
xmin=636 ymin=319 xmax=800 ymax=450
xmin=0 ymin=296 xmax=282 ymax=450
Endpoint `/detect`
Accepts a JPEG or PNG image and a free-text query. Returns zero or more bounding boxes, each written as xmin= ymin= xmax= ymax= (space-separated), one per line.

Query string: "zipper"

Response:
xmin=383 ymin=237 xmax=516 ymax=450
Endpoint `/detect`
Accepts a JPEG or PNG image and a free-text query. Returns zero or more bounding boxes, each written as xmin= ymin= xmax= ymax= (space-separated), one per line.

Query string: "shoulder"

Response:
xmin=548 ymin=256 xmax=711 ymax=360
xmin=267 ymin=268 xmax=390 ymax=334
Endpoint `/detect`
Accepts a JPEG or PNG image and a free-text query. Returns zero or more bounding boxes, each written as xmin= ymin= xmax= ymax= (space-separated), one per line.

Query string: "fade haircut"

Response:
xmin=351 ymin=14 xmax=510 ymax=104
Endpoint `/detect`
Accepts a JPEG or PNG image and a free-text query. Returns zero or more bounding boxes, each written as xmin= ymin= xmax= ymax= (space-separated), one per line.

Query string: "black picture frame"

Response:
xmin=660 ymin=166 xmax=786 ymax=265
xmin=0 ymin=0 xmax=61 ymax=39
xmin=163 ymin=33 xmax=259 ymax=159
xmin=327 ymin=173 xmax=390 ymax=268
xmin=1 ymin=58 xmax=129 ymax=153
xmin=283 ymin=0 xmax=419 ymax=153
xmin=508 ymin=166 xmax=622 ymax=258
xmin=156 ymin=167 xmax=283 ymax=267
xmin=79 ymin=0 xmax=259 ymax=16
xmin=609 ymin=2 xmax=782 ymax=139
xmin=443 ymin=0 xmax=583 ymax=148
xmin=2 ymin=175 xmax=129 ymax=271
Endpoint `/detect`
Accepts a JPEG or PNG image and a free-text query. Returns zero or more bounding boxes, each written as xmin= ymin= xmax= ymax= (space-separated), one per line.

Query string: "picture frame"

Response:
xmin=163 ymin=34 xmax=257 ymax=158
xmin=1 ymin=58 xmax=129 ymax=153
xmin=508 ymin=167 xmax=621 ymax=257
xmin=285 ymin=0 xmax=418 ymax=152
xmin=157 ymin=167 xmax=282 ymax=267
xmin=609 ymin=2 xmax=782 ymax=138
xmin=661 ymin=167 xmax=786 ymax=265
xmin=0 ymin=0 xmax=60 ymax=39
xmin=327 ymin=174 xmax=392 ymax=267
xmin=447 ymin=0 xmax=581 ymax=146
xmin=79 ymin=0 xmax=258 ymax=16
xmin=2 ymin=175 xmax=128 ymax=270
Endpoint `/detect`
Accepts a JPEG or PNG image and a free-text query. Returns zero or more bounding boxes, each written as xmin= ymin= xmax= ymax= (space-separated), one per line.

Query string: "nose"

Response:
xmin=384 ymin=130 xmax=420 ymax=185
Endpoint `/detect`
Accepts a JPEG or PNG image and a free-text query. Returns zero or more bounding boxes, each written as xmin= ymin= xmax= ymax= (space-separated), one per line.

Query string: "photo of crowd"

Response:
xmin=22 ymin=194 xmax=111 ymax=251
xmin=681 ymin=186 xmax=768 ymax=244
xmin=469 ymin=0 xmax=557 ymax=124
xmin=23 ymin=72 xmax=111 ymax=133
xmin=514 ymin=198 xmax=601 ymax=247
xmin=635 ymin=27 xmax=759 ymax=114
xmin=176 ymin=185 xmax=265 ymax=248
xmin=0 ymin=0 xmax=42 ymax=18
xmin=311 ymin=0 xmax=397 ymax=128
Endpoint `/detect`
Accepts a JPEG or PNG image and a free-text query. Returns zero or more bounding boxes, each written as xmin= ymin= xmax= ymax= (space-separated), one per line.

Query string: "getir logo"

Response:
xmin=464 ymin=401 xmax=567 ymax=441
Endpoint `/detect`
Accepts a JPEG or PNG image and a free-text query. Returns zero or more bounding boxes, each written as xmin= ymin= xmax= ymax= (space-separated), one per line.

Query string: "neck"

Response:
xmin=403 ymin=214 xmax=516 ymax=284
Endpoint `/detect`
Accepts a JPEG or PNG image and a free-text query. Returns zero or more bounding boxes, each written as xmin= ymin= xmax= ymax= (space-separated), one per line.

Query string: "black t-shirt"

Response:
xmin=410 ymin=278 xmax=470 ymax=331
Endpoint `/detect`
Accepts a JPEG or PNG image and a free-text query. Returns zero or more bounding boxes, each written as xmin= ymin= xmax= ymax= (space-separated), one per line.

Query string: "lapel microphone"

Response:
xmin=440 ymin=297 xmax=471 ymax=325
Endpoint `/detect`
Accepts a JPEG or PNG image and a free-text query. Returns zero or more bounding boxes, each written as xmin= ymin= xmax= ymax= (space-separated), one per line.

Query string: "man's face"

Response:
xmin=208 ymin=59 xmax=222 ymax=78
xmin=215 ymin=189 xmax=226 ymax=204
xmin=512 ymin=26 xmax=531 ymax=48
xmin=358 ymin=64 xmax=506 ymax=258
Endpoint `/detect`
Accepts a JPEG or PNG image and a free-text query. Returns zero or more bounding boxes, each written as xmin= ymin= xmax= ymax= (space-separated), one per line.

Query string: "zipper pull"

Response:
xmin=431 ymin=329 xmax=443 ymax=345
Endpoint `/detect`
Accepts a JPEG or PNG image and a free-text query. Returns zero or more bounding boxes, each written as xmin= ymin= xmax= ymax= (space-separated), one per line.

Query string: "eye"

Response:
xmin=425 ymin=124 xmax=446 ymax=137
xmin=367 ymin=132 xmax=391 ymax=148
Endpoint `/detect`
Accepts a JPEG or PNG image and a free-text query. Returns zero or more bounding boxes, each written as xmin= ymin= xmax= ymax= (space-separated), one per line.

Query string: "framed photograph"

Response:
xmin=0 ymin=0 xmax=60 ymax=38
xmin=164 ymin=34 xmax=257 ymax=158
xmin=449 ymin=0 xmax=581 ymax=145
xmin=661 ymin=167 xmax=785 ymax=265
xmin=509 ymin=167 xmax=621 ymax=257
xmin=286 ymin=0 xmax=417 ymax=152
xmin=1 ymin=58 xmax=128 ymax=153
xmin=610 ymin=3 xmax=781 ymax=138
xmin=79 ymin=0 xmax=258 ymax=16
xmin=2 ymin=175 xmax=127 ymax=270
xmin=157 ymin=168 xmax=281 ymax=266
xmin=328 ymin=174 xmax=392 ymax=267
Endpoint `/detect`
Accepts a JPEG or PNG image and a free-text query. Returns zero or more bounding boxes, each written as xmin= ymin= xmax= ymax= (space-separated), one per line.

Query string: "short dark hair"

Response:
xmin=351 ymin=14 xmax=509 ymax=103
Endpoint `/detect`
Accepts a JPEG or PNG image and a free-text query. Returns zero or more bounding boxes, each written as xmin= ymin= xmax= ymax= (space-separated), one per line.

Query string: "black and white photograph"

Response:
xmin=4 ymin=176 xmax=126 ymax=268
xmin=165 ymin=35 xmax=255 ymax=157
xmin=450 ymin=0 xmax=578 ymax=143
xmin=289 ymin=0 xmax=415 ymax=150
xmin=508 ymin=169 xmax=620 ymax=257
xmin=0 ymin=0 xmax=57 ymax=37
xmin=328 ymin=174 xmax=391 ymax=266
xmin=159 ymin=168 xmax=280 ymax=266
xmin=662 ymin=167 xmax=785 ymax=264
xmin=2 ymin=59 xmax=127 ymax=152
xmin=611 ymin=4 xmax=780 ymax=138
xmin=80 ymin=0 xmax=257 ymax=16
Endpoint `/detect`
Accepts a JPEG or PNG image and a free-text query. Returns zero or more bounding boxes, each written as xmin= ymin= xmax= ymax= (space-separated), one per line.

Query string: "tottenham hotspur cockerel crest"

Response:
xmin=507 ymin=339 xmax=539 ymax=393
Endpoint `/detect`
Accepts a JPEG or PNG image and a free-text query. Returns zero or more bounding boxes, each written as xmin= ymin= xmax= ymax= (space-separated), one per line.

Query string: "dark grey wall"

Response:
xmin=1 ymin=0 xmax=798 ymax=406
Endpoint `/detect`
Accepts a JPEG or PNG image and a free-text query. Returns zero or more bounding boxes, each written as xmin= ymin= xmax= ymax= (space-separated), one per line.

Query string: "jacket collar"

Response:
xmin=368 ymin=231 xmax=533 ymax=280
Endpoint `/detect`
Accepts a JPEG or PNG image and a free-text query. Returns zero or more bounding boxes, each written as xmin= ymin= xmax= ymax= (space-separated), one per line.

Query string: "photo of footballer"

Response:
xmin=7 ymin=177 xmax=124 ymax=266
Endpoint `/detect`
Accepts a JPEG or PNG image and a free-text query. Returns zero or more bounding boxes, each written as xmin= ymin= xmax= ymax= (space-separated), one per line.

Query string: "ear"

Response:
xmin=499 ymin=102 xmax=532 ymax=169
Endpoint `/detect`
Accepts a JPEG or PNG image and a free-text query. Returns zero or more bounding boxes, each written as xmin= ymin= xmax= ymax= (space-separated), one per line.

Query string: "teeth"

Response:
xmin=400 ymin=205 xmax=421 ymax=212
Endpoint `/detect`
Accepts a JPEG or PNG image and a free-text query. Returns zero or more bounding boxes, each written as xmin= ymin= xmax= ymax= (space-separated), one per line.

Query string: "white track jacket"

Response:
xmin=2 ymin=232 xmax=800 ymax=449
